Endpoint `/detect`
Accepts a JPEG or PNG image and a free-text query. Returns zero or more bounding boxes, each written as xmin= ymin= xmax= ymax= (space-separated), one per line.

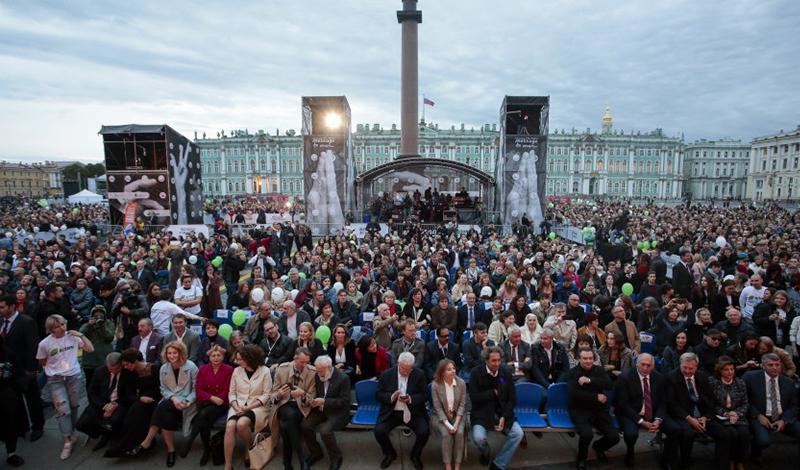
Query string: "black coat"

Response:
xmin=468 ymin=364 xmax=517 ymax=430
xmin=752 ymin=302 xmax=794 ymax=346
xmin=665 ymin=368 xmax=713 ymax=420
xmin=566 ymin=364 xmax=614 ymax=418
xmin=326 ymin=341 xmax=357 ymax=373
xmin=424 ymin=340 xmax=461 ymax=379
xmin=614 ymin=368 xmax=668 ymax=423
xmin=311 ymin=367 xmax=352 ymax=430
xmin=260 ymin=333 xmax=294 ymax=367
xmin=530 ymin=342 xmax=570 ymax=387
xmin=2 ymin=313 xmax=39 ymax=386
xmin=86 ymin=365 xmax=137 ymax=413
xmin=671 ymin=262 xmax=693 ymax=301
xmin=456 ymin=304 xmax=491 ymax=335
xmin=461 ymin=337 xmax=495 ymax=371
xmin=376 ymin=367 xmax=429 ymax=423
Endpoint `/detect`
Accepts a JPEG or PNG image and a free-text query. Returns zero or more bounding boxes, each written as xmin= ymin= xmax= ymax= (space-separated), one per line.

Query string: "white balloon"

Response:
xmin=252 ymin=288 xmax=265 ymax=303
xmin=271 ymin=287 xmax=285 ymax=303
xmin=290 ymin=289 xmax=299 ymax=300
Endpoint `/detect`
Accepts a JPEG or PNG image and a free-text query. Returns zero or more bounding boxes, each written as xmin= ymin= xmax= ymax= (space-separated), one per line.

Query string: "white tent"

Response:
xmin=67 ymin=189 xmax=103 ymax=205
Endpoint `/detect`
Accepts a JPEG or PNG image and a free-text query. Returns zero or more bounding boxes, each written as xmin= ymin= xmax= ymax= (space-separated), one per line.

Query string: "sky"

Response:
xmin=0 ymin=0 xmax=798 ymax=162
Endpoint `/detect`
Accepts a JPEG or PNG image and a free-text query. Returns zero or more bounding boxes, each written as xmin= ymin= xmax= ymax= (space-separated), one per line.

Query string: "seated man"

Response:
xmin=260 ymin=318 xmax=294 ymax=368
xmin=566 ymin=348 xmax=620 ymax=470
xmin=530 ymin=328 xmax=570 ymax=387
xmin=424 ymin=327 xmax=461 ymax=381
xmin=744 ymin=353 xmax=800 ymax=460
xmin=374 ymin=352 xmax=429 ymax=470
xmin=456 ymin=292 xmax=490 ymax=341
xmin=461 ymin=322 xmax=494 ymax=381
xmin=469 ymin=346 xmax=524 ymax=470
xmin=130 ymin=318 xmax=164 ymax=364
xmin=390 ymin=319 xmax=426 ymax=369
xmin=76 ymin=352 xmax=135 ymax=451
xmin=499 ymin=325 xmax=532 ymax=383
xmin=603 ymin=305 xmax=640 ymax=353
xmin=272 ymin=347 xmax=316 ymax=470
xmin=163 ymin=314 xmax=200 ymax=363
xmin=614 ymin=353 xmax=667 ymax=468
xmin=662 ymin=352 xmax=713 ymax=470
xmin=301 ymin=355 xmax=351 ymax=470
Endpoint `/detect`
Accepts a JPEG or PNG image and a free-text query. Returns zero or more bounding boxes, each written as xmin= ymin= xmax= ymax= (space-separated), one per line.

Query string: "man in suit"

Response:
xmin=129 ymin=318 xmax=164 ymax=364
xmin=374 ymin=351 xmax=429 ymax=470
xmin=603 ymin=305 xmax=641 ymax=353
xmin=500 ymin=325 xmax=533 ymax=383
xmin=260 ymin=318 xmax=294 ymax=368
xmin=301 ymin=355 xmax=351 ymax=470
xmin=662 ymin=352 xmax=713 ymax=470
xmin=672 ymin=247 xmax=694 ymax=300
xmin=272 ymin=347 xmax=317 ymax=470
xmin=566 ymin=348 xmax=620 ymax=470
xmin=163 ymin=314 xmax=200 ymax=363
xmin=614 ymin=353 xmax=668 ymax=467
xmin=530 ymin=328 xmax=570 ymax=388
xmin=744 ymin=353 xmax=800 ymax=459
xmin=0 ymin=294 xmax=44 ymax=441
xmin=424 ymin=327 xmax=461 ymax=380
xmin=132 ymin=260 xmax=154 ymax=290
xmin=76 ymin=352 xmax=136 ymax=451
xmin=461 ymin=322 xmax=494 ymax=381
xmin=331 ymin=289 xmax=358 ymax=327
xmin=468 ymin=346 xmax=524 ymax=470
xmin=390 ymin=320 xmax=426 ymax=369
xmin=279 ymin=300 xmax=312 ymax=340
xmin=456 ymin=292 xmax=490 ymax=341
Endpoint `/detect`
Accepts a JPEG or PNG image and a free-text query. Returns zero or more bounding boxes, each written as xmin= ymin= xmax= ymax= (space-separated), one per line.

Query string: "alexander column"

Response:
xmin=397 ymin=0 xmax=422 ymax=159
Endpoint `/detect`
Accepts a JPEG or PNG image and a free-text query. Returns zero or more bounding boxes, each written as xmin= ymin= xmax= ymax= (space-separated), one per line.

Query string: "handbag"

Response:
xmin=210 ymin=430 xmax=225 ymax=466
xmin=248 ymin=426 xmax=276 ymax=470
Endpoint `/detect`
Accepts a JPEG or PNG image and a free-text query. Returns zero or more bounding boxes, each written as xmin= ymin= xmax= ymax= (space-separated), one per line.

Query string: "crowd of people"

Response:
xmin=0 ymin=195 xmax=799 ymax=470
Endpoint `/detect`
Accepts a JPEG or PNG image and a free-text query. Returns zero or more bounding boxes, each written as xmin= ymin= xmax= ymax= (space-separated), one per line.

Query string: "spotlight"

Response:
xmin=324 ymin=113 xmax=342 ymax=130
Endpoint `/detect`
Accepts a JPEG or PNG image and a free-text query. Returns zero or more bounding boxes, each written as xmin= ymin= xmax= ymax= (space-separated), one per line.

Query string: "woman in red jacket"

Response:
xmin=355 ymin=335 xmax=390 ymax=381
xmin=180 ymin=345 xmax=233 ymax=464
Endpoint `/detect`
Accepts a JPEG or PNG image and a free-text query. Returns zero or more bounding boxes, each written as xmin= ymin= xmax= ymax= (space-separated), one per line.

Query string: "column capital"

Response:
xmin=397 ymin=10 xmax=422 ymax=23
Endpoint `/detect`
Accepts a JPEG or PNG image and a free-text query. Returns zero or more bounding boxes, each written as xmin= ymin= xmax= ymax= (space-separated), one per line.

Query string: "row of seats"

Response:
xmin=349 ymin=380 xmax=618 ymax=432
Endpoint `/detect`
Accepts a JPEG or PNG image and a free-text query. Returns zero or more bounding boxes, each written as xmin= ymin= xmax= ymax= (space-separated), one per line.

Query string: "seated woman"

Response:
xmin=355 ymin=335 xmax=391 ymax=381
xmin=106 ymin=349 xmax=161 ymax=458
xmin=598 ymin=331 xmax=632 ymax=380
xmin=313 ymin=301 xmax=340 ymax=330
xmin=506 ymin=294 xmax=531 ymax=327
xmin=520 ymin=313 xmax=542 ymax=345
xmin=196 ymin=320 xmax=230 ymax=366
xmin=326 ymin=324 xmax=357 ymax=384
xmin=180 ymin=345 xmax=233 ymax=464
xmin=431 ymin=359 xmax=467 ymax=470
xmin=725 ymin=332 xmax=761 ymax=376
xmin=576 ymin=313 xmax=606 ymax=350
xmin=651 ymin=305 xmax=686 ymax=354
xmin=126 ymin=341 xmax=198 ymax=468
xmin=660 ymin=330 xmax=692 ymax=373
xmin=290 ymin=322 xmax=325 ymax=364
xmin=488 ymin=311 xmax=515 ymax=345
xmin=224 ymin=344 xmax=272 ymax=470
xmin=226 ymin=283 xmax=251 ymax=310
xmin=706 ymin=356 xmax=749 ymax=470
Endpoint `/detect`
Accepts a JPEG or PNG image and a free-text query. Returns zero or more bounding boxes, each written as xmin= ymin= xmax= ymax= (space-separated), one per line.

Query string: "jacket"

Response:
xmin=376 ymin=366 xmax=429 ymax=423
xmin=310 ymin=367 xmax=351 ymax=430
xmin=390 ymin=337 xmax=426 ymax=369
xmin=743 ymin=370 xmax=797 ymax=424
xmin=614 ymin=368 xmax=668 ymax=423
xmin=530 ymin=342 xmax=570 ymax=386
xmin=227 ymin=365 xmax=273 ymax=431
xmin=271 ymin=361 xmax=317 ymax=417
xmin=604 ymin=319 xmax=641 ymax=353
xmin=164 ymin=330 xmax=201 ymax=365
xmin=159 ymin=360 xmax=199 ymax=435
xmin=69 ymin=287 xmax=95 ymax=320
xmin=468 ymin=364 xmax=516 ymax=430
xmin=432 ymin=376 xmax=467 ymax=426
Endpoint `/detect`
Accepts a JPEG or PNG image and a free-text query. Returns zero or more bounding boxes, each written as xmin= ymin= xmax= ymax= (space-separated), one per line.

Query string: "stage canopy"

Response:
xmin=67 ymin=189 xmax=103 ymax=204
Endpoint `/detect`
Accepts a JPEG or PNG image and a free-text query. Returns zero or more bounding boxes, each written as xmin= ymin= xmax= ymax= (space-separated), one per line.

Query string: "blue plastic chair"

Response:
xmin=462 ymin=330 xmax=473 ymax=343
xmin=546 ymin=383 xmax=575 ymax=429
xmin=515 ymin=383 xmax=547 ymax=428
xmin=639 ymin=332 xmax=657 ymax=356
xmin=426 ymin=382 xmax=434 ymax=415
xmin=351 ymin=380 xmax=380 ymax=426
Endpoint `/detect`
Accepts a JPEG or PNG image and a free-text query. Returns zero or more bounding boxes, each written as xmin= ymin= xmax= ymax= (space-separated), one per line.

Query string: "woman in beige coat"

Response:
xmin=224 ymin=344 xmax=272 ymax=470
xmin=431 ymin=359 xmax=467 ymax=470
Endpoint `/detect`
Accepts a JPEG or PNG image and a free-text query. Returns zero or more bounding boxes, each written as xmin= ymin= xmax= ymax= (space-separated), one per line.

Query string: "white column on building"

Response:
xmin=628 ymin=147 xmax=635 ymax=197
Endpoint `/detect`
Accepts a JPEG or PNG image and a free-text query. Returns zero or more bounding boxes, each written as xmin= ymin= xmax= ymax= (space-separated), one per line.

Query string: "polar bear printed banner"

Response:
xmin=303 ymin=135 xmax=347 ymax=234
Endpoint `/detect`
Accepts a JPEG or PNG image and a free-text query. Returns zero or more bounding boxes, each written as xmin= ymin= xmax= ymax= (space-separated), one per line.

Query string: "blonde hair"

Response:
xmin=206 ymin=344 xmax=227 ymax=358
xmin=161 ymin=340 xmax=189 ymax=365
xmin=45 ymin=314 xmax=66 ymax=333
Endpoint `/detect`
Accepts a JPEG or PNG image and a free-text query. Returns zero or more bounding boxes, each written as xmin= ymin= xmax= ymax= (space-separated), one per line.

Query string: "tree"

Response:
xmin=62 ymin=163 xmax=105 ymax=189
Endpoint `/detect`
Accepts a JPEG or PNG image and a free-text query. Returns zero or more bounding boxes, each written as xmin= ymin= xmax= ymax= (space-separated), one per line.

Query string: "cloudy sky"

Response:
xmin=1 ymin=0 xmax=798 ymax=162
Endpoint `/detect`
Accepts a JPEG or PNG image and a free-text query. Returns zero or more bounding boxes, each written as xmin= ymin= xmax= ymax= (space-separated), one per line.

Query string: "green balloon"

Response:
xmin=548 ymin=232 xmax=556 ymax=240
xmin=298 ymin=272 xmax=307 ymax=279
xmin=218 ymin=324 xmax=233 ymax=340
xmin=643 ymin=241 xmax=651 ymax=250
xmin=622 ymin=283 xmax=634 ymax=296
xmin=72 ymin=207 xmax=80 ymax=215
xmin=37 ymin=199 xmax=48 ymax=208
xmin=395 ymin=300 xmax=406 ymax=311
xmin=547 ymin=202 xmax=554 ymax=209
xmin=232 ymin=310 xmax=247 ymax=326
xmin=315 ymin=325 xmax=331 ymax=345
xmin=211 ymin=256 xmax=223 ymax=268
xmin=651 ymin=240 xmax=658 ymax=248
xmin=644 ymin=210 xmax=650 ymax=216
